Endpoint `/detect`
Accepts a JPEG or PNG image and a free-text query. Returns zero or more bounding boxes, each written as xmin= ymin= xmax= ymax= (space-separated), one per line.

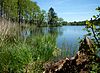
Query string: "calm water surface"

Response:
xmin=21 ymin=26 xmax=88 ymax=56
xmin=56 ymin=26 xmax=88 ymax=55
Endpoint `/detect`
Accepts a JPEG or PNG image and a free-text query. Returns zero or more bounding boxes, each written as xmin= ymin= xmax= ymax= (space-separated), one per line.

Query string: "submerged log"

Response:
xmin=43 ymin=37 xmax=97 ymax=73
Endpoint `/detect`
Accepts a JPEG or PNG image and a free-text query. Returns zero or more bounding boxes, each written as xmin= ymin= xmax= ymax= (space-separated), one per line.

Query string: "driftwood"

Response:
xmin=43 ymin=37 xmax=99 ymax=73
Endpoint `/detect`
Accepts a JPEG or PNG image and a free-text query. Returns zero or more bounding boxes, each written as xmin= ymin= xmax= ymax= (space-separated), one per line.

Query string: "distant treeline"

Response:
xmin=62 ymin=18 xmax=100 ymax=26
xmin=62 ymin=21 xmax=86 ymax=26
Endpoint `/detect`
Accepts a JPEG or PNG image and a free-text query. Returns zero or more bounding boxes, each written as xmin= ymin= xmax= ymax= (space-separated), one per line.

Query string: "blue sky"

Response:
xmin=33 ymin=0 xmax=100 ymax=22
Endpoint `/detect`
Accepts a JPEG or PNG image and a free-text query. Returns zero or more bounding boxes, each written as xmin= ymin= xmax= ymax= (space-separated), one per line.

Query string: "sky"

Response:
xmin=33 ymin=0 xmax=100 ymax=22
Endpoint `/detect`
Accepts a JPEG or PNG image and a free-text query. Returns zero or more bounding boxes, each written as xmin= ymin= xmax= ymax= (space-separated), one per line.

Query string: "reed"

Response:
xmin=0 ymin=19 xmax=60 ymax=73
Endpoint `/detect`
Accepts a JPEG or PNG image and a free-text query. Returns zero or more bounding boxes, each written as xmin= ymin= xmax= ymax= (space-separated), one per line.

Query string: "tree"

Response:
xmin=15 ymin=0 xmax=40 ymax=24
xmin=36 ymin=10 xmax=47 ymax=26
xmin=3 ymin=0 xmax=18 ymax=20
xmin=48 ymin=7 xmax=58 ymax=26
xmin=29 ymin=1 xmax=41 ymax=25
xmin=86 ymin=7 xmax=100 ymax=47
xmin=57 ymin=18 xmax=64 ymax=26
xmin=0 ymin=0 xmax=47 ymax=26
xmin=17 ymin=0 xmax=29 ymax=24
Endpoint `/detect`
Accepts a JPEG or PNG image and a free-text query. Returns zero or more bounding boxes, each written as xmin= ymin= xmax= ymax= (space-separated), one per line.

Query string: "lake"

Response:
xmin=21 ymin=26 xmax=88 ymax=56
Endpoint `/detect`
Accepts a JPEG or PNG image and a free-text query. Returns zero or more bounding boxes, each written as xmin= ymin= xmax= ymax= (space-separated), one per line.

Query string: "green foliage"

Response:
xmin=85 ymin=7 xmax=100 ymax=47
xmin=90 ymin=62 xmax=100 ymax=73
xmin=86 ymin=20 xmax=92 ymax=28
xmin=85 ymin=7 xmax=100 ymax=73
xmin=52 ymin=48 xmax=61 ymax=57
xmin=0 ymin=0 xmax=64 ymax=27
xmin=48 ymin=7 xmax=59 ymax=26
xmin=26 ymin=35 xmax=57 ymax=61
xmin=67 ymin=21 xmax=86 ymax=26
xmin=0 ymin=0 xmax=41 ymax=24
xmin=96 ymin=7 xmax=100 ymax=12
xmin=0 ymin=28 xmax=60 ymax=73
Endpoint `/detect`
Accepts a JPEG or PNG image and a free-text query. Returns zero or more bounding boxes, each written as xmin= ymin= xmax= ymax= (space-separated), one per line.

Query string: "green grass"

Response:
xmin=0 ymin=20 xmax=62 ymax=73
xmin=0 ymin=31 xmax=60 ymax=73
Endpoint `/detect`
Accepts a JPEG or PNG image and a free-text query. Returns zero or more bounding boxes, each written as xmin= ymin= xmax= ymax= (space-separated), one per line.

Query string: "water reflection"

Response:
xmin=21 ymin=26 xmax=88 ymax=56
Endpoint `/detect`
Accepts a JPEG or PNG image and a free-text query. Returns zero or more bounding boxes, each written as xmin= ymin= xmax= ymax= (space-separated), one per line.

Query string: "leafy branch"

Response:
xmin=86 ymin=7 xmax=100 ymax=47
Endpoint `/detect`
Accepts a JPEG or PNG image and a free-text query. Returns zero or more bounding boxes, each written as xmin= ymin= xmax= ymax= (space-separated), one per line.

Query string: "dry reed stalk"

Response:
xmin=0 ymin=18 xmax=18 ymax=41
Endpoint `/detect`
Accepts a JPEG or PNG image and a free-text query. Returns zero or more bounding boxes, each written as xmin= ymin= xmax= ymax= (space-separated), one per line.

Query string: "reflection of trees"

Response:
xmin=48 ymin=27 xmax=63 ymax=36
xmin=21 ymin=26 xmax=63 ymax=38
xmin=30 ymin=27 xmax=44 ymax=36
xmin=21 ymin=27 xmax=44 ymax=39
xmin=21 ymin=26 xmax=63 ymax=45
xmin=47 ymin=27 xmax=63 ymax=44
xmin=48 ymin=27 xmax=57 ymax=35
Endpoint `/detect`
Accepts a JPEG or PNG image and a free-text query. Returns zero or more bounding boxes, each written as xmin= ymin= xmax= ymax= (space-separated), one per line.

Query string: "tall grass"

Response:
xmin=0 ymin=19 xmax=61 ymax=73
